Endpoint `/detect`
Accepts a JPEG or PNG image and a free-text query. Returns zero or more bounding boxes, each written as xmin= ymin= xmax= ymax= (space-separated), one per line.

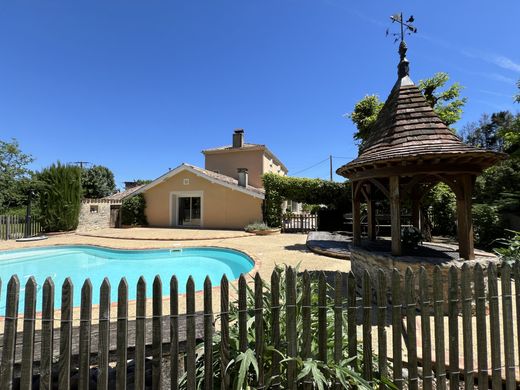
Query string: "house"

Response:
xmin=131 ymin=129 xmax=287 ymax=229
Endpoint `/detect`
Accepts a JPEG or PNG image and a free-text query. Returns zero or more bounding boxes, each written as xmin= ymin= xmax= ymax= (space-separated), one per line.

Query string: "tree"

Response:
xmin=81 ymin=165 xmax=116 ymax=198
xmin=0 ymin=139 xmax=34 ymax=212
xmin=348 ymin=72 xmax=466 ymax=148
xmin=515 ymin=80 xmax=520 ymax=103
xmin=38 ymin=162 xmax=82 ymax=232
xmin=461 ymin=111 xmax=515 ymax=152
xmin=417 ymin=72 xmax=467 ymax=128
xmin=348 ymin=95 xmax=384 ymax=145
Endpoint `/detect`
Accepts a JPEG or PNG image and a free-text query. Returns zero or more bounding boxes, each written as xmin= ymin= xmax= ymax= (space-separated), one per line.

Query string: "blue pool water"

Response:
xmin=0 ymin=245 xmax=254 ymax=311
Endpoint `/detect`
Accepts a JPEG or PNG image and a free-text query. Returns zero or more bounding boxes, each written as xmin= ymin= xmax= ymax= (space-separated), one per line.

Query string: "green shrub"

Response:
xmin=179 ymin=266 xmax=390 ymax=389
xmin=244 ymin=221 xmax=270 ymax=232
xmin=472 ymin=203 xmax=502 ymax=248
xmin=495 ymin=230 xmax=520 ymax=264
xmin=427 ymin=183 xmax=456 ymax=236
xmin=38 ymin=162 xmax=82 ymax=232
xmin=121 ymin=194 xmax=147 ymax=226
xmin=262 ymin=173 xmax=350 ymax=227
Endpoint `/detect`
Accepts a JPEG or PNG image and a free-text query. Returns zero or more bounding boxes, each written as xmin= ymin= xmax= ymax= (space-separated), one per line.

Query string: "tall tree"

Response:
xmin=461 ymin=111 xmax=515 ymax=152
xmin=38 ymin=162 xmax=82 ymax=232
xmin=0 ymin=139 xmax=34 ymax=212
xmin=81 ymin=165 xmax=116 ymax=198
xmin=348 ymin=72 xmax=466 ymax=148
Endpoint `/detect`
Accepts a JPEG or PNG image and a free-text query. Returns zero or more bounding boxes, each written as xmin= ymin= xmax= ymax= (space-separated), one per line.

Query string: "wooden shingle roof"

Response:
xmin=337 ymin=45 xmax=505 ymax=178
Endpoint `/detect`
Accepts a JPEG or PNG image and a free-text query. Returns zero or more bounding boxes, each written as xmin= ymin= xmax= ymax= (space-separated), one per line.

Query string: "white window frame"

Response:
xmin=170 ymin=191 xmax=204 ymax=227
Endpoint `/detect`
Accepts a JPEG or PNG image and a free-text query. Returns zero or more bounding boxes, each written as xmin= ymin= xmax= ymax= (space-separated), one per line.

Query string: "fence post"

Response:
xmin=419 ymin=268 xmax=432 ymax=390
xmin=152 ymin=276 xmax=163 ymax=390
xmin=488 ymin=263 xmax=502 ymax=389
xmin=186 ymin=276 xmax=196 ymax=390
xmin=448 ymin=267 xmax=460 ymax=389
xmin=41 ymin=278 xmax=55 ymax=390
xmin=461 ymin=264 xmax=474 ymax=390
xmin=0 ymin=276 xmax=19 ymax=389
xmin=117 ymin=278 xmax=128 ymax=390
xmin=99 ymin=278 xmax=111 ymax=390
xmin=220 ymin=275 xmax=230 ymax=389
xmin=271 ymin=270 xmax=281 ymax=389
xmin=238 ymin=275 xmax=247 ymax=353
xmin=391 ymin=269 xmax=403 ymax=389
xmin=6 ymin=215 xmax=11 ymax=240
xmin=170 ymin=276 xmax=179 ymax=390
xmin=204 ymin=276 xmax=213 ymax=390
xmin=301 ymin=271 xmax=312 ymax=390
xmin=333 ymin=272 xmax=343 ymax=390
xmin=362 ymin=271 xmax=373 ymax=383
xmin=59 ymin=278 xmax=73 ymax=390
xmin=376 ymin=270 xmax=387 ymax=390
xmin=404 ymin=268 xmax=418 ymax=390
xmin=433 ymin=267 xmax=446 ymax=390
xmin=286 ymin=267 xmax=297 ymax=389
xmin=78 ymin=280 xmax=92 ymax=390
xmin=254 ymin=273 xmax=264 ymax=388
xmin=347 ymin=272 xmax=357 ymax=370
xmin=318 ymin=272 xmax=328 ymax=364
xmin=135 ymin=277 xmax=147 ymax=390
xmin=20 ymin=277 xmax=37 ymax=390
xmin=501 ymin=264 xmax=515 ymax=389
xmin=474 ymin=264 xmax=488 ymax=390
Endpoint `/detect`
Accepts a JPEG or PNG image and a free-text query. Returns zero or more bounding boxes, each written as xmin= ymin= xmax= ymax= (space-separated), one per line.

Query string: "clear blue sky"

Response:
xmin=1 ymin=1 xmax=518 ymax=186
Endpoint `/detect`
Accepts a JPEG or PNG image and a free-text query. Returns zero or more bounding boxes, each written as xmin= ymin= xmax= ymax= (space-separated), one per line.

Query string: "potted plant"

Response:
xmin=244 ymin=221 xmax=280 ymax=235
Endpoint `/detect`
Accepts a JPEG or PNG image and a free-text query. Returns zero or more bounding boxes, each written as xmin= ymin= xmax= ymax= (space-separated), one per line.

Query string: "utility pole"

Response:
xmin=73 ymin=161 xmax=90 ymax=169
xmin=329 ymin=155 xmax=333 ymax=181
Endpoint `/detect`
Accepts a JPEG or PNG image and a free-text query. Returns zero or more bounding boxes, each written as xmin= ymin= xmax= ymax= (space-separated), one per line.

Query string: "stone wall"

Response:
xmin=77 ymin=199 xmax=121 ymax=231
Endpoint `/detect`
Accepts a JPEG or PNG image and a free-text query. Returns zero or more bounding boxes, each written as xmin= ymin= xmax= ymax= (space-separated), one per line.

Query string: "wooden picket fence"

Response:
xmin=1 ymin=262 xmax=520 ymax=389
xmin=281 ymin=214 xmax=318 ymax=233
xmin=0 ymin=215 xmax=42 ymax=240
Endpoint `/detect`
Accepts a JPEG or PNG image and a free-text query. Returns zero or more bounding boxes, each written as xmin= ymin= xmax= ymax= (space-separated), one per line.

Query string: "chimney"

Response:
xmin=237 ymin=168 xmax=248 ymax=187
xmin=232 ymin=129 xmax=244 ymax=148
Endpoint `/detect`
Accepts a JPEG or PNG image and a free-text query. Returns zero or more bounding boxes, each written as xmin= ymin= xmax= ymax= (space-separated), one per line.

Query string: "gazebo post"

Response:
xmin=352 ymin=182 xmax=362 ymax=246
xmin=366 ymin=185 xmax=377 ymax=241
xmin=389 ymin=176 xmax=402 ymax=256
xmin=456 ymin=175 xmax=475 ymax=260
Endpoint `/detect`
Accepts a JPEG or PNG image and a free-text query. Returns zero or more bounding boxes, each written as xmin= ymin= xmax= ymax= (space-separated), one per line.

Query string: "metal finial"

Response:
xmin=386 ymin=12 xmax=416 ymax=78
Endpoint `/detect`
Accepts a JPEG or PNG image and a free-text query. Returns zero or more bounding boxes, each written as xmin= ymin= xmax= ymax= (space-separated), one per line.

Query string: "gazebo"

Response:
xmin=337 ymin=40 xmax=505 ymax=260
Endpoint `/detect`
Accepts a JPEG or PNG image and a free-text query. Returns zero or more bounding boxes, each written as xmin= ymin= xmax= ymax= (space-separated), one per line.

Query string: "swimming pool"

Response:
xmin=0 ymin=245 xmax=254 ymax=311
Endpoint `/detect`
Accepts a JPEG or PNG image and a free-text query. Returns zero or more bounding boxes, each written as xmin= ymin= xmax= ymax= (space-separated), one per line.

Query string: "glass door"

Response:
xmin=178 ymin=197 xmax=201 ymax=226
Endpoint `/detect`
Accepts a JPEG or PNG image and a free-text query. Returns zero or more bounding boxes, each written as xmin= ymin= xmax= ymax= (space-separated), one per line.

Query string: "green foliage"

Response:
xmin=462 ymin=111 xmax=516 ymax=152
xmin=426 ymin=183 xmax=456 ymax=236
xmin=81 ymin=165 xmax=116 ymax=198
xmin=495 ymin=230 xmax=520 ymax=264
xmin=0 ymin=139 xmax=34 ymax=212
xmin=472 ymin=204 xmax=502 ymax=248
xmin=38 ymin=162 xmax=82 ymax=232
xmin=262 ymin=173 xmax=350 ymax=227
xmin=244 ymin=221 xmax=270 ymax=232
xmin=348 ymin=94 xmax=384 ymax=147
xmin=515 ymin=79 xmax=520 ymax=104
xmin=179 ymin=266 xmax=389 ymax=389
xmin=349 ymin=72 xmax=466 ymax=147
xmin=121 ymin=194 xmax=147 ymax=226
xmin=417 ymin=72 xmax=467 ymax=127
xmin=475 ymin=158 xmax=520 ymax=208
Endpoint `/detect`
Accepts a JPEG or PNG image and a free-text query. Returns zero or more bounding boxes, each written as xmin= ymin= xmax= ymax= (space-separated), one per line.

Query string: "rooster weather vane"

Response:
xmin=386 ymin=13 xmax=417 ymax=43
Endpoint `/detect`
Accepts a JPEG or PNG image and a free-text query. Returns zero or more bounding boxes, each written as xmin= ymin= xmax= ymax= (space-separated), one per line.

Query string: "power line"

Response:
xmin=291 ymin=157 xmax=330 ymax=176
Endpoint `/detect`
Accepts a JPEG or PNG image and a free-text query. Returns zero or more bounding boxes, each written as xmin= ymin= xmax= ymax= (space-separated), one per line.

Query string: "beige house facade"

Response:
xmin=130 ymin=130 xmax=286 ymax=230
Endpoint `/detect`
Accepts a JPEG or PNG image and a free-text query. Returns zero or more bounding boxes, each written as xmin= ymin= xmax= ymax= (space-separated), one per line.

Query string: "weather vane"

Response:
xmin=386 ymin=12 xmax=417 ymax=43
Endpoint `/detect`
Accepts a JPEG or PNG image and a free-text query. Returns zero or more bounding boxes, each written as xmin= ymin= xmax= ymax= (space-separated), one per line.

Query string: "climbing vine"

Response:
xmin=262 ymin=173 xmax=351 ymax=227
